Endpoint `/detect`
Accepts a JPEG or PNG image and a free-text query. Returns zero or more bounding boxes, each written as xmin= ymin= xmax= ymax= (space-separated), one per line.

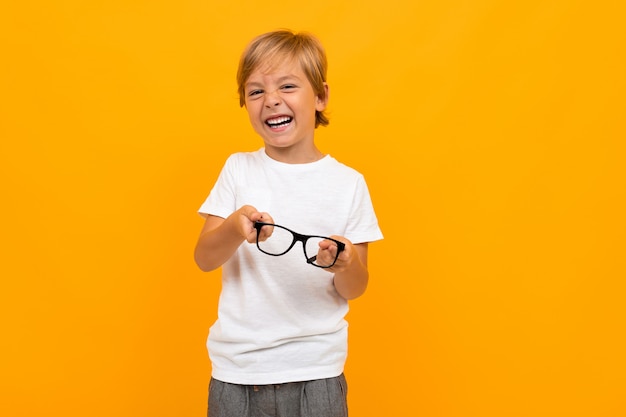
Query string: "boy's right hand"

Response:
xmin=236 ymin=205 xmax=273 ymax=243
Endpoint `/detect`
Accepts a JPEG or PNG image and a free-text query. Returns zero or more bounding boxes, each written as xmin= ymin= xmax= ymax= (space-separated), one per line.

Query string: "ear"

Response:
xmin=315 ymin=83 xmax=329 ymax=111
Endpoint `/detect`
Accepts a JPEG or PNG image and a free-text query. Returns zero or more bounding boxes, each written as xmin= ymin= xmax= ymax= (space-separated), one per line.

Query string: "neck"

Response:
xmin=264 ymin=146 xmax=325 ymax=164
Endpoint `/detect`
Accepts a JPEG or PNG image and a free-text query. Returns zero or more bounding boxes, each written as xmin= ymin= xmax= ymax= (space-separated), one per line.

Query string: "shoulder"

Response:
xmin=324 ymin=156 xmax=365 ymax=181
xmin=225 ymin=148 xmax=264 ymax=162
xmin=222 ymin=149 xmax=266 ymax=169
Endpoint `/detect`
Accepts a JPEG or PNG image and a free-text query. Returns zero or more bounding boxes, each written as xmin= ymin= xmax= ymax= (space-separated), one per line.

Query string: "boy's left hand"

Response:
xmin=317 ymin=236 xmax=354 ymax=273
xmin=321 ymin=237 xmax=369 ymax=299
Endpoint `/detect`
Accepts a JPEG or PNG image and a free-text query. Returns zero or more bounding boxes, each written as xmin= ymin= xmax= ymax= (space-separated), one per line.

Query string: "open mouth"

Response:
xmin=265 ymin=116 xmax=293 ymax=129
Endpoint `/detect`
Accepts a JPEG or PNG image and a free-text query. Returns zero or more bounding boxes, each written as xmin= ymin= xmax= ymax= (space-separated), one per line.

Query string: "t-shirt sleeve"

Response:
xmin=345 ymin=175 xmax=383 ymax=244
xmin=198 ymin=155 xmax=237 ymax=219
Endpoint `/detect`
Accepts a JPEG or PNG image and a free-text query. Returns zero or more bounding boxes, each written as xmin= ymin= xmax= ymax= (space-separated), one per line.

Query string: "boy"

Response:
xmin=194 ymin=30 xmax=383 ymax=417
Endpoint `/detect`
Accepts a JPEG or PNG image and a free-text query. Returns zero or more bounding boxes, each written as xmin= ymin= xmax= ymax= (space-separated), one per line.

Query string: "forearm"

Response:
xmin=194 ymin=214 xmax=245 ymax=272
xmin=194 ymin=205 xmax=269 ymax=272
xmin=332 ymin=243 xmax=369 ymax=300
xmin=333 ymin=262 xmax=369 ymax=300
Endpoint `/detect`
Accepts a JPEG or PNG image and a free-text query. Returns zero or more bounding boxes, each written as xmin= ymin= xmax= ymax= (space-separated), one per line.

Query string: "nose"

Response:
xmin=264 ymin=89 xmax=281 ymax=107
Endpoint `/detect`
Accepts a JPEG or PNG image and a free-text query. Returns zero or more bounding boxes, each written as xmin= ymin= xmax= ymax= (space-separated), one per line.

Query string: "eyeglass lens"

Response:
xmin=255 ymin=223 xmax=342 ymax=268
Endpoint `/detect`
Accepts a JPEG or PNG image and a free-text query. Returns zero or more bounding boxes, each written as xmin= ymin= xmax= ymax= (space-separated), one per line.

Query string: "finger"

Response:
xmin=258 ymin=212 xmax=274 ymax=226
xmin=243 ymin=220 xmax=257 ymax=242
xmin=256 ymin=223 xmax=274 ymax=242
xmin=240 ymin=205 xmax=259 ymax=220
xmin=318 ymin=239 xmax=337 ymax=251
xmin=317 ymin=245 xmax=337 ymax=265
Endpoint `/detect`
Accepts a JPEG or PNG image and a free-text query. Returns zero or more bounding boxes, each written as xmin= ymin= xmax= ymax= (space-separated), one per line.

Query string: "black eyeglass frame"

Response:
xmin=253 ymin=221 xmax=346 ymax=269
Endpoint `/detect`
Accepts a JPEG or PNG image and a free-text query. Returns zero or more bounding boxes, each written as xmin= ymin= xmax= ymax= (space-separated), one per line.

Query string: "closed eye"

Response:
xmin=247 ymin=89 xmax=264 ymax=99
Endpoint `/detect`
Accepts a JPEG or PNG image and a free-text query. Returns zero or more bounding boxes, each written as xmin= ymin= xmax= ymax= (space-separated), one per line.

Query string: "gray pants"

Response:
xmin=208 ymin=374 xmax=348 ymax=417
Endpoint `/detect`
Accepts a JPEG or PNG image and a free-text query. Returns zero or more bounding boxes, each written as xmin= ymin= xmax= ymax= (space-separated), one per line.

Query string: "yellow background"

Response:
xmin=2 ymin=1 xmax=625 ymax=416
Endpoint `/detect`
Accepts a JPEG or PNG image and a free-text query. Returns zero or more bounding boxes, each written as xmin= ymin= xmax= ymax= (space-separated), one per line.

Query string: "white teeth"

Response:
xmin=266 ymin=116 xmax=292 ymax=126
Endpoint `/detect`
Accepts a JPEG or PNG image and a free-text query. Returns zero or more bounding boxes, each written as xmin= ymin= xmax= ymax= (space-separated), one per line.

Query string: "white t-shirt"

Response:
xmin=198 ymin=148 xmax=383 ymax=385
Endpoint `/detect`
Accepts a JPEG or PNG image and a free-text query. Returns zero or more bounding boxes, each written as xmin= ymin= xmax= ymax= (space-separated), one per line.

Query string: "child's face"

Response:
xmin=244 ymin=60 xmax=328 ymax=162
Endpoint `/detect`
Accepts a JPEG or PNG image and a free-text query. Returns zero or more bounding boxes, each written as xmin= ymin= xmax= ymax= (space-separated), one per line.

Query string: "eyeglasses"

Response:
xmin=253 ymin=221 xmax=345 ymax=269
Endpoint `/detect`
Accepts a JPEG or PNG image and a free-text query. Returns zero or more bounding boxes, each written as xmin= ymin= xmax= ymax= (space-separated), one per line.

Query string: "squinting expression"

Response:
xmin=244 ymin=61 xmax=328 ymax=159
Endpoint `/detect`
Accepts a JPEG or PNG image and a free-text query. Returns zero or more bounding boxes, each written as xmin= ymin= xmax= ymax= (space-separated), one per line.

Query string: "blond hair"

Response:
xmin=237 ymin=30 xmax=329 ymax=127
